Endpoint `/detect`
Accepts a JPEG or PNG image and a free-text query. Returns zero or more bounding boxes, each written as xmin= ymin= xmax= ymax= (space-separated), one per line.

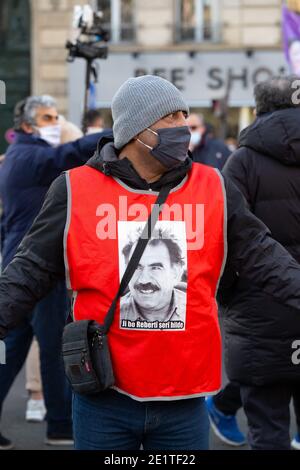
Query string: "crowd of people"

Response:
xmin=0 ymin=74 xmax=299 ymax=451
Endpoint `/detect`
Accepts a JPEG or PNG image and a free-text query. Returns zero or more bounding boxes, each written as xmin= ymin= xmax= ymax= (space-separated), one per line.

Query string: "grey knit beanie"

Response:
xmin=112 ymin=75 xmax=189 ymax=149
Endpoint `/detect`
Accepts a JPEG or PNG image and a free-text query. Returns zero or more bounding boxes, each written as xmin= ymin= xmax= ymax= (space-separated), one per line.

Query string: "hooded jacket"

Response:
xmin=222 ymin=108 xmax=300 ymax=385
xmin=1 ymin=133 xmax=300 ymax=373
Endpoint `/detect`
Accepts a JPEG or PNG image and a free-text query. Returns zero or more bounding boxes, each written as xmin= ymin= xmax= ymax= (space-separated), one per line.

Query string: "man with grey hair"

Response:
xmin=0 ymin=94 xmax=111 ymax=449
xmin=253 ymin=74 xmax=300 ymax=115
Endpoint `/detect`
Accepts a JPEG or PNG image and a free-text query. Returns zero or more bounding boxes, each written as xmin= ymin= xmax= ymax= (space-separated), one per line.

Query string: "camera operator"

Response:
xmin=0 ymin=95 xmax=111 ymax=450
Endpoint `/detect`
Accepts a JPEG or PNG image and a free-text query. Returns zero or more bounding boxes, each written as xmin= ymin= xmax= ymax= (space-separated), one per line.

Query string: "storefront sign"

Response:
xmin=68 ymin=50 xmax=287 ymax=124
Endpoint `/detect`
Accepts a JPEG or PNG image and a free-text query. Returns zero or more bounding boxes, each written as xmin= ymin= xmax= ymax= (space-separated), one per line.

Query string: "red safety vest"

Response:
xmin=65 ymin=163 xmax=226 ymax=401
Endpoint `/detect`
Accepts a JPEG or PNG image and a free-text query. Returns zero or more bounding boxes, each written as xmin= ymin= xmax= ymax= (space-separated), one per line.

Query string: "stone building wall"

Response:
xmin=30 ymin=0 xmax=284 ymax=115
xmin=31 ymin=0 xmax=86 ymax=114
xmin=222 ymin=0 xmax=282 ymax=47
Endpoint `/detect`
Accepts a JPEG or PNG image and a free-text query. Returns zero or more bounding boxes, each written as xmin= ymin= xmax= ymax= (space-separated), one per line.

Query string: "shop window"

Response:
xmin=0 ymin=0 xmax=31 ymax=153
xmin=97 ymin=0 xmax=135 ymax=43
xmin=175 ymin=0 xmax=219 ymax=43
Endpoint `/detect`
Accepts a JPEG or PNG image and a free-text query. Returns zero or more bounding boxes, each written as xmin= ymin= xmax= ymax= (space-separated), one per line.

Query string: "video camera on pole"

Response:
xmin=66 ymin=4 xmax=110 ymax=129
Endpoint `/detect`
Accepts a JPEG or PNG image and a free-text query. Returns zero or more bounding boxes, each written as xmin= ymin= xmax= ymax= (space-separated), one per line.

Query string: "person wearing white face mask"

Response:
xmin=0 ymin=95 xmax=112 ymax=450
xmin=17 ymin=97 xmax=61 ymax=147
xmin=23 ymin=115 xmax=83 ymax=429
xmin=38 ymin=124 xmax=62 ymax=147
xmin=186 ymin=113 xmax=231 ymax=171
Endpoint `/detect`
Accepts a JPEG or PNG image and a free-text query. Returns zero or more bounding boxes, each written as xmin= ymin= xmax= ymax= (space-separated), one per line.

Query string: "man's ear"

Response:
xmin=21 ymin=122 xmax=34 ymax=134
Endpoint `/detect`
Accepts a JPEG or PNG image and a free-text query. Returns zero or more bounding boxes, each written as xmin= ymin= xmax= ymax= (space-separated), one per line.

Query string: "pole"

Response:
xmin=83 ymin=59 xmax=93 ymax=133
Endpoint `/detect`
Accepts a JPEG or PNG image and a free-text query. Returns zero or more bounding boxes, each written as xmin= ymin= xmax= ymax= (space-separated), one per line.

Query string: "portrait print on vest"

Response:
xmin=118 ymin=222 xmax=187 ymax=331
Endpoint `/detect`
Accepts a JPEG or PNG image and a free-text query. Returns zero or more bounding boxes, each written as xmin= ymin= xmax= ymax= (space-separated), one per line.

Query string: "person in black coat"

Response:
xmin=214 ymin=76 xmax=300 ymax=450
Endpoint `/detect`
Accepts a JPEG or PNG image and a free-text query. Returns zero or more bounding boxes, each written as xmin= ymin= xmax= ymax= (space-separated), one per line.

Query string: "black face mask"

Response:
xmin=137 ymin=126 xmax=191 ymax=169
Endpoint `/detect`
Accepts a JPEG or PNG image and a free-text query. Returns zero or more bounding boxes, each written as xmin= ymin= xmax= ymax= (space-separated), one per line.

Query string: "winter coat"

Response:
xmin=221 ymin=108 xmax=300 ymax=385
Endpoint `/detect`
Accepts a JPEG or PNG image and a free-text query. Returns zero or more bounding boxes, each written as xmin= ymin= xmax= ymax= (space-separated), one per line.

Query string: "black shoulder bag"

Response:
xmin=62 ymin=184 xmax=172 ymax=395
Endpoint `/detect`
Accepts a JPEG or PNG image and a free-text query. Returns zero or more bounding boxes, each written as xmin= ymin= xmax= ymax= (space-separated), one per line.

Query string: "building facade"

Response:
xmin=0 ymin=0 xmax=291 ymax=150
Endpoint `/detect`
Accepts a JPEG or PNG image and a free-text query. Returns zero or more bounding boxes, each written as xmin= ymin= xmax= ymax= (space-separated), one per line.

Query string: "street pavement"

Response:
xmin=1 ymin=368 xmax=297 ymax=450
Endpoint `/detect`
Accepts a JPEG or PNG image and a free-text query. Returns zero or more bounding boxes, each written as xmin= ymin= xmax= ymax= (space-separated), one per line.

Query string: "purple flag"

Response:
xmin=282 ymin=5 xmax=300 ymax=76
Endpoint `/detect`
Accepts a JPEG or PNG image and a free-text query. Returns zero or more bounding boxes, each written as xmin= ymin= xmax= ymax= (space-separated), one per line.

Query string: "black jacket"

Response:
xmin=1 ymin=136 xmax=300 ymax=357
xmin=222 ymin=108 xmax=300 ymax=386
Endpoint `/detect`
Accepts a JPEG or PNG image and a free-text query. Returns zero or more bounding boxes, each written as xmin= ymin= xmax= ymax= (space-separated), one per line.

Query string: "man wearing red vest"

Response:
xmin=120 ymin=225 xmax=186 ymax=325
xmin=0 ymin=76 xmax=300 ymax=450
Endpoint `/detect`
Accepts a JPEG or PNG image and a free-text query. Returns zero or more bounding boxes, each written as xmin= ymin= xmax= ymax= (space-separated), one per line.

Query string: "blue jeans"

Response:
xmin=0 ymin=282 xmax=72 ymax=435
xmin=73 ymin=389 xmax=209 ymax=450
